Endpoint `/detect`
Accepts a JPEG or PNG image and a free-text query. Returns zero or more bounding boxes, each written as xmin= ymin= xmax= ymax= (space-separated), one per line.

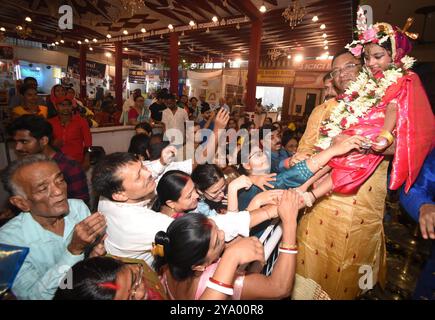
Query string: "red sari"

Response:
xmin=329 ymin=72 xmax=435 ymax=194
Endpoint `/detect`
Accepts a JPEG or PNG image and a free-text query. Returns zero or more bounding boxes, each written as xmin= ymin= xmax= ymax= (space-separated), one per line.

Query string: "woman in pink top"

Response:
xmin=152 ymin=190 xmax=300 ymax=300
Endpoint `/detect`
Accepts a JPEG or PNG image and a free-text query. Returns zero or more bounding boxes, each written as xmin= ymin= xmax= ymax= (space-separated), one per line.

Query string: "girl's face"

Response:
xmin=66 ymin=89 xmax=75 ymax=100
xmin=202 ymin=177 xmax=226 ymax=202
xmin=54 ymin=86 xmax=65 ymax=98
xmin=24 ymin=89 xmax=38 ymax=106
xmin=285 ymin=138 xmax=298 ymax=154
xmin=244 ymin=146 xmax=270 ymax=175
xmin=114 ymin=264 xmax=148 ymax=300
xmin=364 ymin=43 xmax=393 ymax=75
xmin=169 ymin=178 xmax=199 ymax=212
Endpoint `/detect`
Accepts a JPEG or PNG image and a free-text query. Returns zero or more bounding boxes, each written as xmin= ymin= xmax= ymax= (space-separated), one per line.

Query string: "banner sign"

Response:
xmin=257 ymin=69 xmax=295 ymax=85
xmin=67 ymin=56 xmax=106 ymax=79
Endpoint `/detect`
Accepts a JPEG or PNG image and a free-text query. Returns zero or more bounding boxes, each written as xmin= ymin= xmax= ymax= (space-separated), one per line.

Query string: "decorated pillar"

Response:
xmin=115 ymin=41 xmax=123 ymax=110
xmin=169 ymin=32 xmax=179 ymax=96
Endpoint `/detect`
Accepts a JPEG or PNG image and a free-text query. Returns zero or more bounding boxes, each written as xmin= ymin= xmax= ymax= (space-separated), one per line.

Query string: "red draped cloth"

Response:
xmin=329 ymin=72 xmax=435 ymax=194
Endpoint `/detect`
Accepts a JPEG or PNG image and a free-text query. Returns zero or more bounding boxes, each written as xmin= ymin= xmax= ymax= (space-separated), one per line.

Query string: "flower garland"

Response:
xmin=315 ymin=55 xmax=416 ymax=150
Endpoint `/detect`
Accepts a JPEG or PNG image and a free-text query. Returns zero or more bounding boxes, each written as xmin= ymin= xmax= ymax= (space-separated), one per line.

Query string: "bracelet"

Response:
xmin=309 ymin=156 xmax=324 ymax=170
xmin=309 ymin=190 xmax=317 ymax=202
xmin=295 ymin=189 xmax=313 ymax=207
xmin=280 ymin=242 xmax=298 ymax=250
xmin=206 ymin=279 xmax=234 ymax=296
xmin=209 ymin=277 xmax=234 ymax=289
xmin=378 ymin=130 xmax=395 ymax=146
xmin=278 ymin=247 xmax=298 ymax=255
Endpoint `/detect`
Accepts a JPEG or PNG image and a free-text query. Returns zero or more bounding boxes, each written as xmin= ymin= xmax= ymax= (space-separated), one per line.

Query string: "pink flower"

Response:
xmin=373 ymin=71 xmax=384 ymax=80
xmin=363 ymin=28 xmax=377 ymax=41
xmin=350 ymin=44 xmax=363 ymax=56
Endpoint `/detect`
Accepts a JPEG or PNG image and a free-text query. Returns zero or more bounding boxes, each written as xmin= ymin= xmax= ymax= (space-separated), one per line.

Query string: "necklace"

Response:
xmin=315 ymin=55 xmax=415 ymax=150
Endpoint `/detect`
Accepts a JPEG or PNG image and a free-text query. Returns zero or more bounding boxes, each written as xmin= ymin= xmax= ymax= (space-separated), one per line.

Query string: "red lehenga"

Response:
xmin=328 ymin=72 xmax=435 ymax=194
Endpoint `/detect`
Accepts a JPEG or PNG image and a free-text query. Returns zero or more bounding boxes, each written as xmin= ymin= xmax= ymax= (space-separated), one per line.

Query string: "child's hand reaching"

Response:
xmin=371 ymin=132 xmax=394 ymax=153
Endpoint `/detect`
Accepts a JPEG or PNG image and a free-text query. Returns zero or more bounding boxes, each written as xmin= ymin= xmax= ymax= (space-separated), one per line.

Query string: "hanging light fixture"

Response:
xmin=60 ymin=39 xmax=65 ymax=43
xmin=25 ymin=17 xmax=32 ymax=22
xmin=93 ymin=38 xmax=98 ymax=43
xmin=16 ymin=25 xmax=32 ymax=39
xmin=320 ymin=24 xmax=326 ymax=29
xmin=212 ymin=16 xmax=218 ymax=23
xmin=89 ymin=47 xmax=93 ymax=51
xmin=259 ymin=3 xmax=267 ymax=13
xmin=123 ymin=30 xmax=129 ymax=35
xmin=282 ymin=0 xmax=306 ymax=29
xmin=189 ymin=20 xmax=195 ymax=27
xmin=141 ymin=28 xmax=146 ymax=33
xmin=107 ymin=34 xmax=112 ymax=39
xmin=77 ymin=40 xmax=82 ymax=44
xmin=312 ymin=15 xmax=319 ymax=22
xmin=84 ymin=38 xmax=89 ymax=43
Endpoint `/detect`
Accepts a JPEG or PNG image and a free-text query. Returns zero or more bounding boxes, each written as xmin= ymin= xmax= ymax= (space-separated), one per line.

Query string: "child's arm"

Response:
xmin=372 ymin=102 xmax=397 ymax=152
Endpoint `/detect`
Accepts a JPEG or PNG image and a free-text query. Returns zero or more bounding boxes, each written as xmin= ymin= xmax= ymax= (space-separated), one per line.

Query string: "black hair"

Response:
xmin=189 ymin=97 xmax=198 ymax=102
xmin=331 ymin=49 xmax=354 ymax=66
xmin=23 ymin=77 xmax=37 ymax=85
xmin=147 ymin=134 xmax=169 ymax=161
xmin=53 ymin=257 xmax=124 ymax=300
xmin=361 ymin=38 xmax=393 ymax=62
xmin=66 ymin=87 xmax=75 ymax=93
xmin=201 ymin=105 xmax=211 ymax=114
xmin=91 ymin=152 xmax=140 ymax=200
xmin=153 ymin=213 xmax=212 ymax=281
xmin=134 ymin=122 xmax=152 ymax=135
xmin=152 ymin=170 xmax=191 ymax=211
xmin=191 ymin=164 xmax=225 ymax=192
xmin=134 ymin=95 xmax=144 ymax=102
xmin=19 ymin=84 xmax=37 ymax=96
xmin=323 ymin=73 xmax=332 ymax=82
xmin=259 ymin=124 xmax=278 ymax=141
xmin=282 ymin=130 xmax=298 ymax=147
xmin=240 ymin=121 xmax=254 ymax=130
xmin=7 ymin=114 xmax=53 ymax=144
xmin=128 ymin=134 xmax=150 ymax=160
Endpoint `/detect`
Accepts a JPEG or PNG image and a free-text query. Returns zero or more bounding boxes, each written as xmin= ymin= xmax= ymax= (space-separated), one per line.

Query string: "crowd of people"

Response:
xmin=0 ymin=15 xmax=434 ymax=301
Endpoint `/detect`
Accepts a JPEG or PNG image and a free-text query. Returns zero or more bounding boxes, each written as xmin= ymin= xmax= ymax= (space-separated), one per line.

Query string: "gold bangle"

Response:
xmin=378 ymin=130 xmax=394 ymax=146
xmin=280 ymin=242 xmax=298 ymax=250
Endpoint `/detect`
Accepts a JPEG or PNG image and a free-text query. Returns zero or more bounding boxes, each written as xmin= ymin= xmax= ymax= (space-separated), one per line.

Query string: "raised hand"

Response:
xmin=330 ymin=135 xmax=368 ymax=156
xmin=224 ymin=237 xmax=265 ymax=266
xmin=248 ymin=190 xmax=284 ymax=210
xmin=68 ymin=212 xmax=107 ymax=255
xmin=229 ymin=175 xmax=253 ymax=192
xmin=160 ymin=145 xmax=177 ymax=165
xmin=278 ymin=189 xmax=300 ymax=223
xmin=250 ymin=173 xmax=277 ymax=191
xmin=214 ymin=108 xmax=230 ymax=130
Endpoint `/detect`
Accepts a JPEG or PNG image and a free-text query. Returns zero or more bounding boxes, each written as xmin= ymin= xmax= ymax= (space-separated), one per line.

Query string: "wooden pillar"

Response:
xmin=169 ymin=32 xmax=179 ymax=96
xmin=79 ymin=44 xmax=87 ymax=101
xmin=245 ymin=18 xmax=263 ymax=112
xmin=115 ymin=41 xmax=123 ymax=110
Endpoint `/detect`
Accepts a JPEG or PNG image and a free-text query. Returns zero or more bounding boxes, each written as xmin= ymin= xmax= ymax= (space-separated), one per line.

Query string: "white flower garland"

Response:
xmin=315 ymin=55 xmax=416 ymax=150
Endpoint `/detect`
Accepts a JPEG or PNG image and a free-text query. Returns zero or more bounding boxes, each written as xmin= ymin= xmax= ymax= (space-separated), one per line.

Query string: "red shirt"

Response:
xmin=49 ymin=115 xmax=92 ymax=163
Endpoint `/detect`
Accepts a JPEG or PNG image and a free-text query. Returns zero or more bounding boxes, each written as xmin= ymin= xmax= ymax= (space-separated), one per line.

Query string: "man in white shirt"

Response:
xmin=161 ymin=94 xmax=189 ymax=140
xmin=92 ymin=150 xmax=275 ymax=267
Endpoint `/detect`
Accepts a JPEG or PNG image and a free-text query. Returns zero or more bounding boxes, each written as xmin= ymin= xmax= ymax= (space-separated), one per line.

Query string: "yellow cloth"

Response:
xmin=297 ymin=98 xmax=337 ymax=155
xmin=12 ymin=105 xmax=48 ymax=119
xmin=294 ymin=99 xmax=388 ymax=300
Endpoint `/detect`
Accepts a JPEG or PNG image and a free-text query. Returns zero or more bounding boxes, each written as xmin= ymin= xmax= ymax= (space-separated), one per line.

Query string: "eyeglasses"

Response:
xmin=129 ymin=264 xmax=144 ymax=300
xmin=330 ymin=63 xmax=361 ymax=78
xmin=204 ymin=183 xmax=227 ymax=199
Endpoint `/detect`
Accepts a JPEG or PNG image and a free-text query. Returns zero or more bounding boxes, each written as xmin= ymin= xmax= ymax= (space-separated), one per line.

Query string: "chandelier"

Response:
xmin=267 ymin=48 xmax=282 ymax=61
xmin=282 ymin=0 xmax=307 ymax=29
xmin=119 ymin=0 xmax=145 ymax=15
xmin=16 ymin=25 xmax=32 ymax=39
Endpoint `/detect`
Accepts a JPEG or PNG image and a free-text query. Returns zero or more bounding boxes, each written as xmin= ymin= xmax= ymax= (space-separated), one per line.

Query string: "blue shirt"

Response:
xmin=270 ymin=148 xmax=292 ymax=174
xmin=195 ymin=200 xmax=219 ymax=217
xmin=399 ymin=149 xmax=435 ymax=222
xmin=0 ymin=199 xmax=90 ymax=300
xmin=238 ymin=160 xmax=314 ymax=211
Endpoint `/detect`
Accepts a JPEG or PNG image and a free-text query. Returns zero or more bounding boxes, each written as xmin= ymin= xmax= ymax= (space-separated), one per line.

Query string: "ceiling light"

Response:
xmin=55 ymin=41 xmax=59 ymax=45
xmin=259 ymin=5 xmax=267 ymax=13
xmin=150 ymin=59 xmax=153 ymax=63
xmin=77 ymin=40 xmax=82 ymax=44
xmin=84 ymin=39 xmax=89 ymax=43
xmin=17 ymin=26 xmax=23 ymax=30
xmin=0 ymin=27 xmax=5 ymax=32
xmin=212 ymin=16 xmax=218 ymax=23
xmin=25 ymin=17 xmax=32 ymax=22
xmin=168 ymin=24 xmax=174 ymax=30
xmin=123 ymin=30 xmax=129 ymax=35
xmin=51 ymin=42 xmax=55 ymax=46
xmin=324 ymin=45 xmax=328 ymax=50
xmin=178 ymin=41 xmax=181 ymax=45
xmin=320 ymin=24 xmax=326 ymax=29
xmin=312 ymin=16 xmax=319 ymax=22
xmin=287 ymin=55 xmax=291 ymax=59
xmin=93 ymin=38 xmax=97 ymax=43
xmin=323 ymin=39 xmax=328 ymax=45
xmin=322 ymin=33 xmax=327 ymax=38
xmin=189 ymin=20 xmax=195 ymax=27
xmin=105 ymin=52 xmax=112 ymax=58
xmin=89 ymin=47 xmax=93 ymax=51
xmin=228 ymin=59 xmax=231 ymax=63
xmin=182 ymin=59 xmax=186 ymax=63
xmin=60 ymin=39 xmax=64 ymax=43
xmin=294 ymin=54 xmax=304 ymax=62
xmin=124 ymin=47 xmax=128 ymax=51
xmin=141 ymin=28 xmax=146 ymax=33
xmin=106 ymin=34 xmax=112 ymax=39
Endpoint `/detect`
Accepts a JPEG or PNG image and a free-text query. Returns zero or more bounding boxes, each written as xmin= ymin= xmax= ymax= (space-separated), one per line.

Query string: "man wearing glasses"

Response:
xmin=291 ymin=51 xmax=393 ymax=299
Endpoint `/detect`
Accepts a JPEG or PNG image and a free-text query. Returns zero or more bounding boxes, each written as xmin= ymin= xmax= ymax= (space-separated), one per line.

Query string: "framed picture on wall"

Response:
xmin=295 ymin=104 xmax=302 ymax=114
